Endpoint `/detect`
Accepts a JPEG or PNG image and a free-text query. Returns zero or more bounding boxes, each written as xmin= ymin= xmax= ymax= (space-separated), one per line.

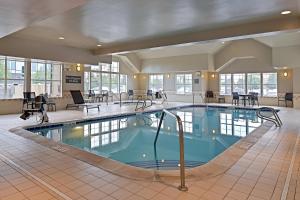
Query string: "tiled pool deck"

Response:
xmin=0 ymin=102 xmax=299 ymax=200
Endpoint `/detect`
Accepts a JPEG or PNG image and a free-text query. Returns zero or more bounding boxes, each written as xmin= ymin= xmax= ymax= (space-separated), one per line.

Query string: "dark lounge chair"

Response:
xmin=66 ymin=90 xmax=100 ymax=113
xmin=205 ymin=91 xmax=214 ymax=103
xmin=147 ymin=90 xmax=153 ymax=100
xmin=23 ymin=92 xmax=36 ymax=111
xmin=248 ymin=92 xmax=259 ymax=106
xmin=128 ymin=90 xmax=134 ymax=101
xmin=20 ymin=95 xmax=48 ymax=123
xmin=232 ymin=92 xmax=239 ymax=105
xmin=278 ymin=92 xmax=293 ymax=107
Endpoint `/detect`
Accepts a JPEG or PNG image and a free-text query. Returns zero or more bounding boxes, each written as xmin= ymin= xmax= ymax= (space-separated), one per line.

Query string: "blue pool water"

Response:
xmin=29 ymin=106 xmax=261 ymax=169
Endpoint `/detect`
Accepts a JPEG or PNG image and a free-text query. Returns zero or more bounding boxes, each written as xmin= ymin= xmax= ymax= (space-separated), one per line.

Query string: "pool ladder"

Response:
xmin=256 ymin=107 xmax=282 ymax=127
xmin=154 ymin=109 xmax=188 ymax=191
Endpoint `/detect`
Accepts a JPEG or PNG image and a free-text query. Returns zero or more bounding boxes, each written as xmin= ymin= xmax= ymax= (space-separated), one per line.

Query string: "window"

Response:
xmin=149 ymin=74 xmax=163 ymax=92
xmin=176 ymin=74 xmax=192 ymax=94
xmin=101 ymin=134 xmax=109 ymax=145
xmin=263 ymin=73 xmax=277 ymax=97
xmin=219 ymin=74 xmax=232 ymax=95
xmin=100 ymin=63 xmax=110 ymax=72
xmin=232 ymin=74 xmax=246 ymax=94
xmin=91 ymin=136 xmax=99 ymax=148
xmin=91 ymin=73 xmax=101 ymax=93
xmin=247 ymin=73 xmax=261 ymax=95
xmin=220 ymin=113 xmax=233 ymax=135
xmin=120 ymin=75 xmax=127 ymax=93
xmin=84 ymin=62 xmax=128 ymax=94
xmin=111 ymin=131 xmax=119 ymax=143
xmin=111 ymin=74 xmax=119 ymax=93
xmin=101 ymin=121 xmax=110 ymax=132
xmin=111 ymin=62 xmax=119 ymax=73
xmin=177 ymin=111 xmax=193 ymax=133
xmin=101 ymin=73 xmax=110 ymax=91
xmin=84 ymin=71 xmax=90 ymax=93
xmin=1 ymin=58 xmax=25 ymax=99
xmin=31 ymin=61 xmax=62 ymax=97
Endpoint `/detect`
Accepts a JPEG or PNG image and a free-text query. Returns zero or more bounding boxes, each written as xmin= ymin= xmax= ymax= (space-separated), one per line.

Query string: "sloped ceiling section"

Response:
xmin=0 ymin=0 xmax=88 ymax=38
xmin=214 ymin=39 xmax=273 ymax=73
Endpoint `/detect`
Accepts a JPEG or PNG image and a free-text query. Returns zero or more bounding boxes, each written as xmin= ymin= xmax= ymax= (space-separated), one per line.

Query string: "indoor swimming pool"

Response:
xmin=28 ymin=106 xmax=262 ymax=169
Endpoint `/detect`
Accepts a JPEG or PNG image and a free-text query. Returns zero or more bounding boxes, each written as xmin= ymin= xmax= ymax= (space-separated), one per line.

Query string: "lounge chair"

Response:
xmin=66 ymin=90 xmax=100 ymax=113
xmin=20 ymin=95 xmax=49 ymax=123
xmin=278 ymin=92 xmax=293 ymax=107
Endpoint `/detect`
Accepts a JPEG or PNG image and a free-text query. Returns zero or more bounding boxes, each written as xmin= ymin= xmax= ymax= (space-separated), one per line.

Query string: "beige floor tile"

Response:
xmin=136 ymin=188 xmax=158 ymax=199
xmin=84 ymin=189 xmax=108 ymax=200
xmin=110 ymin=188 xmax=132 ymax=200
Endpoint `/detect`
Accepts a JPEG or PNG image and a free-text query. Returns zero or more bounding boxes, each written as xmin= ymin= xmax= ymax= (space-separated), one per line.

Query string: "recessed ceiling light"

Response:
xmin=281 ymin=10 xmax=291 ymax=15
xmin=97 ymin=44 xmax=102 ymax=47
xmin=58 ymin=37 xmax=65 ymax=40
xmin=222 ymin=41 xmax=225 ymax=44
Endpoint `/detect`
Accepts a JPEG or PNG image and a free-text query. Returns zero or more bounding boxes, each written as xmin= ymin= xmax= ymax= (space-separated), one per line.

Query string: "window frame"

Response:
xmin=247 ymin=73 xmax=261 ymax=95
xmin=176 ymin=73 xmax=193 ymax=94
xmin=31 ymin=60 xmax=62 ymax=97
xmin=84 ymin=62 xmax=128 ymax=94
xmin=262 ymin=72 xmax=278 ymax=97
xmin=0 ymin=57 xmax=26 ymax=99
xmin=219 ymin=74 xmax=232 ymax=95
xmin=232 ymin=73 xmax=246 ymax=94
xmin=149 ymin=74 xmax=164 ymax=92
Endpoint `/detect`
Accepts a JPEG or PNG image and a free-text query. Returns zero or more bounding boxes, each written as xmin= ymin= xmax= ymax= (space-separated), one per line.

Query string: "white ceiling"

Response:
xmin=255 ymin=31 xmax=300 ymax=47
xmin=7 ymin=0 xmax=300 ymax=50
xmin=133 ymin=31 xmax=300 ymax=59
xmin=135 ymin=41 xmax=226 ymax=59
xmin=0 ymin=0 xmax=88 ymax=38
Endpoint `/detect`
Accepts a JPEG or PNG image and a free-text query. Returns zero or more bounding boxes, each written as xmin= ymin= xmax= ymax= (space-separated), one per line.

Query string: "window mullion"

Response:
xmin=4 ymin=57 xmax=7 ymax=97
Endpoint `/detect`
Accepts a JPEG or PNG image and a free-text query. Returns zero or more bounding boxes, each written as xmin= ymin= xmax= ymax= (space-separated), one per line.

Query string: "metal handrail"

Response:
xmin=135 ymin=96 xmax=153 ymax=111
xmin=119 ymin=92 xmax=128 ymax=107
xmin=154 ymin=109 xmax=188 ymax=191
xmin=257 ymin=107 xmax=282 ymax=127
xmin=192 ymin=93 xmax=206 ymax=105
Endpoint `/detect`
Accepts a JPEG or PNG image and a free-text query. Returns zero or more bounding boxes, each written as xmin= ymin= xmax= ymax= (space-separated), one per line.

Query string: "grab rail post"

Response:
xmin=154 ymin=109 xmax=188 ymax=191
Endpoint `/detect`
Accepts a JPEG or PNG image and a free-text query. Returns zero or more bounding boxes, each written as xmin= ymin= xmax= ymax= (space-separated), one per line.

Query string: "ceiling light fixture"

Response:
xmin=97 ymin=44 xmax=102 ymax=47
xmin=58 ymin=36 xmax=65 ymax=40
xmin=281 ymin=10 xmax=291 ymax=15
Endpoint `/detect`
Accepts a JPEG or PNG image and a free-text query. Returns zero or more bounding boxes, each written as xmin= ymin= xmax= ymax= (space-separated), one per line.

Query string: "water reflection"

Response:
xmin=35 ymin=108 xmax=262 ymax=157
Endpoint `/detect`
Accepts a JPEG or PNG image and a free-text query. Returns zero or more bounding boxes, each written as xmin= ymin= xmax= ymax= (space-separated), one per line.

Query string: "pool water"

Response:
xmin=30 ymin=106 xmax=262 ymax=169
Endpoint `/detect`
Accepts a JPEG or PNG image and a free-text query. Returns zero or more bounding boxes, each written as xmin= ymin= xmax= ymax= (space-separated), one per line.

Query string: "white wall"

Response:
xmin=141 ymin=54 xmax=209 ymax=73
xmin=214 ymin=39 xmax=273 ymax=72
xmin=0 ymin=36 xmax=112 ymax=65
xmin=273 ymin=45 xmax=300 ymax=68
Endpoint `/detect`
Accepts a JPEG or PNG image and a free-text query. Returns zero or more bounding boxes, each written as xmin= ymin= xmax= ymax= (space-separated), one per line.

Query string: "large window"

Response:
xmin=176 ymin=74 xmax=192 ymax=94
xmin=263 ymin=73 xmax=277 ymax=97
xmin=232 ymin=74 xmax=246 ymax=94
xmin=0 ymin=57 xmax=25 ymax=99
xmin=149 ymin=74 xmax=163 ymax=92
xmin=219 ymin=72 xmax=277 ymax=97
xmin=247 ymin=73 xmax=261 ymax=95
xmin=120 ymin=74 xmax=128 ymax=93
xmin=84 ymin=62 xmax=127 ymax=94
xmin=219 ymin=74 xmax=232 ymax=95
xmin=31 ymin=61 xmax=62 ymax=97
